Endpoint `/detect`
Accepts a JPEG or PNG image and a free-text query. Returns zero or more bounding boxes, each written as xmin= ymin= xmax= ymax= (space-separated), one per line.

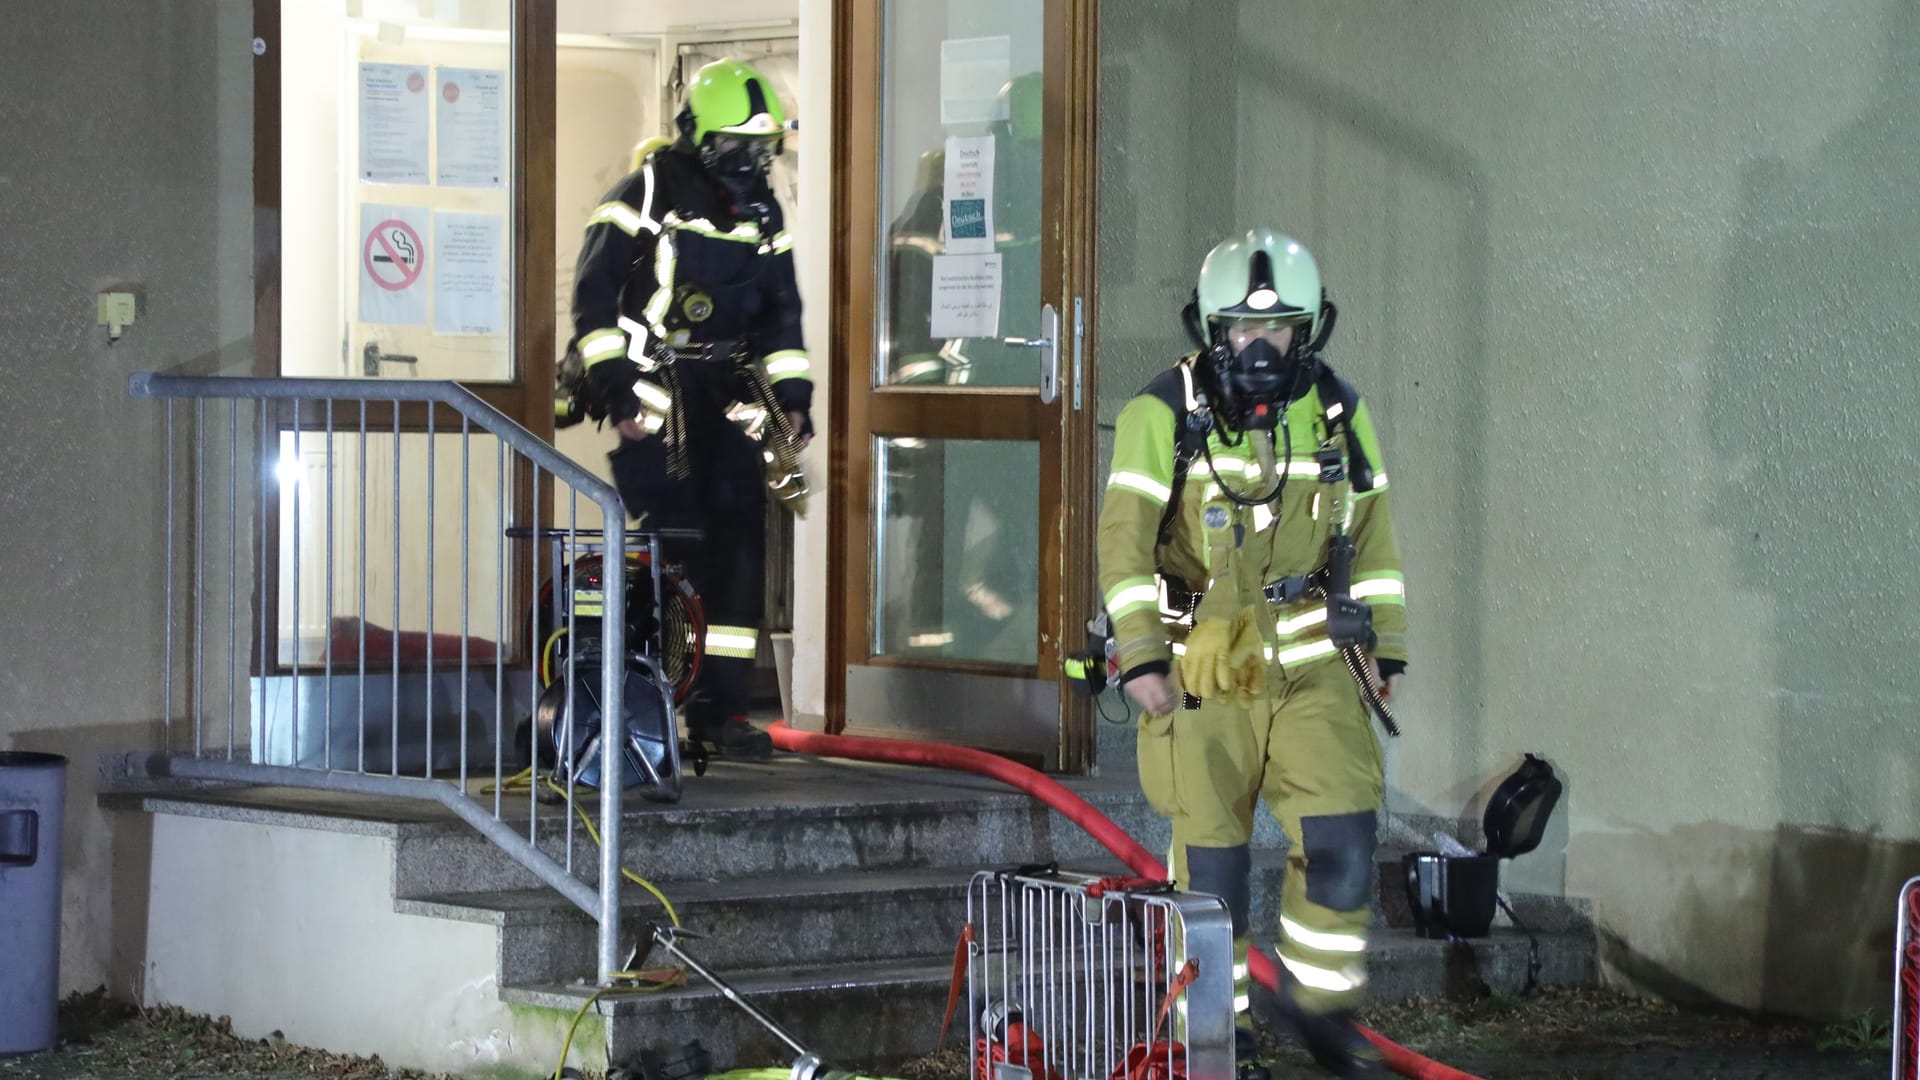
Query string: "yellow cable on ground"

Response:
xmin=480 ymin=769 xmax=681 ymax=928
xmin=555 ymin=987 xmax=606 ymax=1080
xmin=553 ymin=967 xmax=687 ymax=1080
xmin=550 ymin=775 xmax=682 ymax=928
xmin=485 ymin=762 xmax=683 ymax=1080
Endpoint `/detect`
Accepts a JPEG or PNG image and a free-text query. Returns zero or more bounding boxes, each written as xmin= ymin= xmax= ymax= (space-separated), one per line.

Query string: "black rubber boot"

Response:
xmin=690 ymin=714 xmax=773 ymax=760
xmin=1235 ymin=1025 xmax=1272 ymax=1080
xmin=1247 ymin=959 xmax=1387 ymax=1078
xmin=1290 ymin=1010 xmax=1388 ymax=1077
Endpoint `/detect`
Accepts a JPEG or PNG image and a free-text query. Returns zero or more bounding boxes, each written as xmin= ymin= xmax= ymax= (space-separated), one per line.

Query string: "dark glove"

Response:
xmin=581 ymin=356 xmax=641 ymax=424
xmin=771 ymin=374 xmax=813 ymax=417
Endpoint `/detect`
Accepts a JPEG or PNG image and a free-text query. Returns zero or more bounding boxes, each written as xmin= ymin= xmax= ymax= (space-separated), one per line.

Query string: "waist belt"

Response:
xmin=1261 ymin=571 xmax=1326 ymax=605
xmin=659 ymin=340 xmax=746 ymax=364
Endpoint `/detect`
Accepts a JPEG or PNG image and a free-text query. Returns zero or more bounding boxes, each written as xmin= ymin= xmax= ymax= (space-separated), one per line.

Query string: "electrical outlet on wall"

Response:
xmin=96 ymin=286 xmax=145 ymax=343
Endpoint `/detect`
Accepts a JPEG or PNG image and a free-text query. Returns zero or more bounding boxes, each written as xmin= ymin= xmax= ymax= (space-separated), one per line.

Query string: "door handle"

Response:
xmin=1002 ymin=302 xmax=1060 ymax=405
xmin=363 ymin=342 xmax=421 ymax=376
xmin=1072 ymin=296 xmax=1085 ymax=411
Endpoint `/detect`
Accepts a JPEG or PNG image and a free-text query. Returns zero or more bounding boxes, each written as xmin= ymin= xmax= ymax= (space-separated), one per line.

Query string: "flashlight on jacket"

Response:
xmin=1324 ymin=534 xmax=1376 ymax=652
xmin=1063 ymin=611 xmax=1118 ymax=696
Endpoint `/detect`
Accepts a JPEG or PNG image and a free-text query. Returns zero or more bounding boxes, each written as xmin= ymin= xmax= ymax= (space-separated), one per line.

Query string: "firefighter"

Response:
xmin=1096 ymin=230 xmax=1409 ymax=1076
xmin=567 ymin=57 xmax=813 ymax=761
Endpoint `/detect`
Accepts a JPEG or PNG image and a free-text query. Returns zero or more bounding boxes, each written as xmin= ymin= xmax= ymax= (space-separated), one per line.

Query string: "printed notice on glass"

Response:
xmin=434 ymin=212 xmax=504 ymax=335
xmin=359 ymin=204 xmax=430 ymax=326
xmin=929 ymin=254 xmax=1003 ymax=340
xmin=942 ymin=135 xmax=995 ymax=255
xmin=360 ymin=63 xmax=430 ymax=184
xmin=940 ymin=36 xmax=1012 ymax=125
xmin=436 ymin=68 xmax=505 ymax=188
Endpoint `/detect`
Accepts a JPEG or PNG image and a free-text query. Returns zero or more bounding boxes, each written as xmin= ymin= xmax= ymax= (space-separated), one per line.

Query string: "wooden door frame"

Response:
xmin=250 ymin=0 xmax=555 ymax=671
xmin=826 ymin=0 xmax=1102 ymax=770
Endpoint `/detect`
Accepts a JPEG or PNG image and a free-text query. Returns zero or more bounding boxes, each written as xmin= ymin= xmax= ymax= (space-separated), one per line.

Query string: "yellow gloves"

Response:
xmin=1174 ymin=608 xmax=1269 ymax=703
xmin=1176 ymin=617 xmax=1235 ymax=700
xmin=1226 ymin=607 xmax=1266 ymax=698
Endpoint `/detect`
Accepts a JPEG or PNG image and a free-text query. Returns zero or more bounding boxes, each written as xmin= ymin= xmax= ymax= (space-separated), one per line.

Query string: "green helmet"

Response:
xmin=680 ymin=58 xmax=786 ymax=145
xmin=1197 ymin=229 xmax=1324 ymax=340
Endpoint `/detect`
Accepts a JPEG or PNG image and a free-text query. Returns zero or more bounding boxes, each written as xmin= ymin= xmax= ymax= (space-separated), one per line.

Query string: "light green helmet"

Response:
xmin=1196 ymin=229 xmax=1324 ymax=339
xmin=680 ymin=58 xmax=786 ymax=145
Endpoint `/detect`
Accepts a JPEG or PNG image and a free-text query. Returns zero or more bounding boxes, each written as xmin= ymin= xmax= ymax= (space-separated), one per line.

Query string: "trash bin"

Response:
xmin=0 ymin=752 xmax=66 ymax=1056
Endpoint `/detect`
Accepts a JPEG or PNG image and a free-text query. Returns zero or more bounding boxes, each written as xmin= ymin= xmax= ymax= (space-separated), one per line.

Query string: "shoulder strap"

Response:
xmin=629 ymin=135 xmax=674 ymax=173
xmin=1313 ymin=361 xmax=1374 ymax=493
xmin=1142 ymin=358 xmax=1210 ymax=545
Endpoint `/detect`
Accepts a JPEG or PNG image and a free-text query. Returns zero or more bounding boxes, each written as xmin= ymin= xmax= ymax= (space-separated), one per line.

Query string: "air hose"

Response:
xmin=1341 ymin=645 xmax=1402 ymax=738
xmin=765 ymin=721 xmax=1482 ymax=1080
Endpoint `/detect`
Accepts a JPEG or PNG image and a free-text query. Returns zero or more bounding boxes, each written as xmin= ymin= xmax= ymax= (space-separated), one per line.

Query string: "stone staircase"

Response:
xmin=111 ymin=753 xmax=1596 ymax=1074
xmin=374 ymin=759 xmax=1594 ymax=1068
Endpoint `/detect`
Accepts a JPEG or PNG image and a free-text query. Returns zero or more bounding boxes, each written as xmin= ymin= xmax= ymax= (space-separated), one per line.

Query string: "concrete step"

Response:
xmin=403 ymin=847 xmax=1588 ymax=986
xmin=402 ymin=866 xmax=980 ymax=985
xmin=407 ymin=858 xmax=1263 ymax=985
xmin=390 ymin=758 xmax=1169 ymax=898
xmin=505 ymin=926 xmax=1597 ymax=1072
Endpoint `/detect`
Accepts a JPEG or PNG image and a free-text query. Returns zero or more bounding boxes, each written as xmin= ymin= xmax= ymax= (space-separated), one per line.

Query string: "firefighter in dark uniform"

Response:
xmin=566 ymin=58 xmax=812 ymax=760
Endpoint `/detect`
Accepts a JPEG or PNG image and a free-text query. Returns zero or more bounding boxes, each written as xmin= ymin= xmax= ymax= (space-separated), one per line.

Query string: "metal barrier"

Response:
xmin=968 ymin=868 xmax=1235 ymax=1080
xmin=1897 ymin=876 xmax=1920 ymax=1079
xmin=129 ymin=373 xmax=633 ymax=983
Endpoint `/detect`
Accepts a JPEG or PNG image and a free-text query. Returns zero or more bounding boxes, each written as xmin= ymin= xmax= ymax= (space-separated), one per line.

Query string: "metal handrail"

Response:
xmin=127 ymin=374 xmax=612 ymax=499
xmin=129 ymin=372 xmax=628 ymax=983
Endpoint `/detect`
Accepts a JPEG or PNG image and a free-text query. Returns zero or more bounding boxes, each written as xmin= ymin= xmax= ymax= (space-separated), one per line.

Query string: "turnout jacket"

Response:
xmin=1096 ymin=358 xmax=1409 ymax=681
xmin=571 ymin=143 xmax=813 ymax=421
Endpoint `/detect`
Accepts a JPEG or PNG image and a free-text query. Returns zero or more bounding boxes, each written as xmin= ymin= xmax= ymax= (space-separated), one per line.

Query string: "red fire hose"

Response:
xmin=766 ymin=721 xmax=1482 ymax=1080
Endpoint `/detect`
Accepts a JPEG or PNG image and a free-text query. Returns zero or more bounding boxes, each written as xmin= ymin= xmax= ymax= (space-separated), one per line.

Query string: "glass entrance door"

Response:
xmin=835 ymin=0 xmax=1099 ymax=769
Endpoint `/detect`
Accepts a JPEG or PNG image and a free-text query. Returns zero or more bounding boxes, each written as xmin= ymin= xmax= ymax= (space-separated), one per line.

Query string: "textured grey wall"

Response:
xmin=0 ymin=0 xmax=254 ymax=996
xmin=1098 ymin=0 xmax=1920 ymax=1017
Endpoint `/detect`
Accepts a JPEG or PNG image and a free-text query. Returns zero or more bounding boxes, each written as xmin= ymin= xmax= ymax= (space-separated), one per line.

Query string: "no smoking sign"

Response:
xmin=359 ymin=205 xmax=429 ymax=326
xmin=364 ymin=219 xmax=423 ymax=291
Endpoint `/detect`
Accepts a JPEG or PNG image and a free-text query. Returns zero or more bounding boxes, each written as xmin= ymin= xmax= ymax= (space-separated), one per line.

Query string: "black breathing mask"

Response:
xmin=1213 ymin=336 xmax=1302 ymax=431
xmin=700 ymin=135 xmax=778 ymax=197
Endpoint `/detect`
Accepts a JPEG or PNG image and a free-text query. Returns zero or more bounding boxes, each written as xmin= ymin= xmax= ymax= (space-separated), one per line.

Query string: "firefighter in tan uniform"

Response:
xmin=1097 ymin=230 xmax=1408 ymax=1077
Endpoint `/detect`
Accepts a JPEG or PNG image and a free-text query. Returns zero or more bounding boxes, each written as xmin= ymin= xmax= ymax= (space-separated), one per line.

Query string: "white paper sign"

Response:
xmin=943 ymin=135 xmax=996 ymax=255
xmin=359 ymin=203 xmax=430 ymax=326
xmin=360 ymin=63 xmax=430 ymax=184
xmin=436 ymin=67 xmax=505 ymax=188
xmin=434 ymin=212 xmax=504 ymax=335
xmin=940 ymin=36 xmax=1012 ymax=126
xmin=930 ymin=254 xmax=1003 ymax=340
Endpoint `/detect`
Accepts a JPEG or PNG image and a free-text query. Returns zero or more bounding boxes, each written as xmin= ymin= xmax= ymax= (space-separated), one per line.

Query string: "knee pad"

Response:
xmin=1185 ymin=843 xmax=1252 ymax=937
xmin=1300 ymin=810 xmax=1377 ymax=912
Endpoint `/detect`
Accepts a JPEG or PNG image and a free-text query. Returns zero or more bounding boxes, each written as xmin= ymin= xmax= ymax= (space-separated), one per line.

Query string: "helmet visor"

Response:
xmin=1211 ymin=313 xmax=1311 ymax=354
